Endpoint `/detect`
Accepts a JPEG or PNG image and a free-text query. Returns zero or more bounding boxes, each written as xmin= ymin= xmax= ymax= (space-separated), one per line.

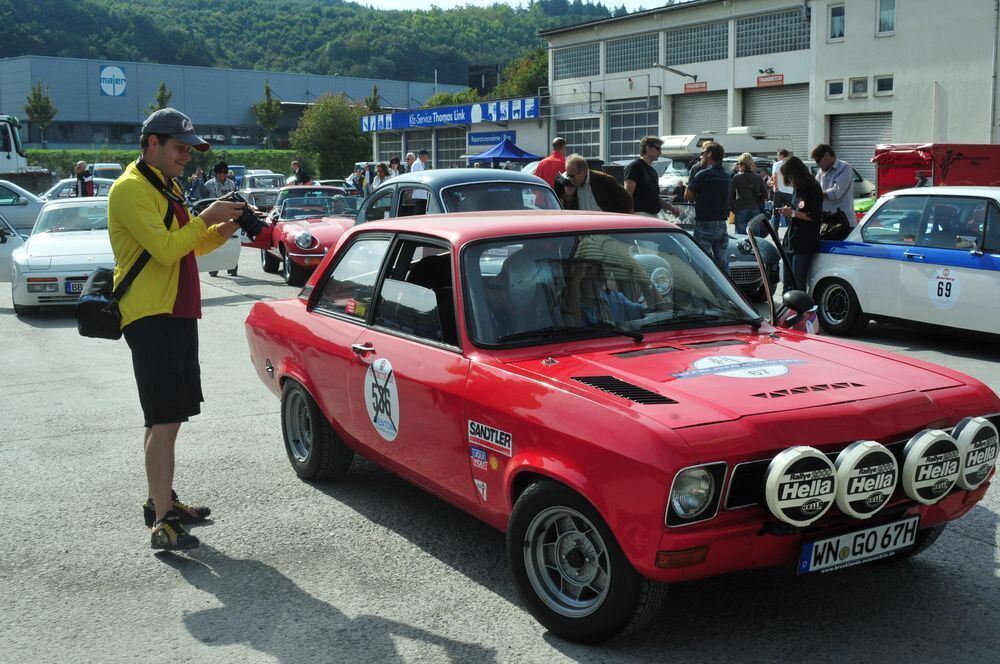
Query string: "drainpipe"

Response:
xmin=992 ymin=0 xmax=999 ymax=142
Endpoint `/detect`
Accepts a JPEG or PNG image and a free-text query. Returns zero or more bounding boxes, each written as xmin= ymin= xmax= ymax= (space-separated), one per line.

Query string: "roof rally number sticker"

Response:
xmin=928 ymin=268 xmax=960 ymax=310
xmin=673 ymin=355 xmax=805 ymax=379
xmin=365 ymin=358 xmax=399 ymax=441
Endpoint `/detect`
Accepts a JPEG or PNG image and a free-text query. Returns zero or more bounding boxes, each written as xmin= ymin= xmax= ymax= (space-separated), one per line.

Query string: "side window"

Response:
xmin=861 ymin=196 xmax=928 ymax=245
xmin=373 ymin=240 xmax=457 ymax=346
xmin=0 ymin=126 xmax=11 ymax=153
xmin=982 ymin=204 xmax=1000 ymax=253
xmin=917 ymin=197 xmax=985 ymax=250
xmin=315 ymin=238 xmax=391 ymax=319
xmin=397 ymin=188 xmax=430 ymax=217
xmin=363 ymin=190 xmax=394 ymax=223
xmin=0 ymin=184 xmax=17 ymax=205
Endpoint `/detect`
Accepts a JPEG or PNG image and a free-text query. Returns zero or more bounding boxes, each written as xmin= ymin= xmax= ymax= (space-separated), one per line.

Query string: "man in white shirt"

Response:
xmin=771 ymin=148 xmax=793 ymax=227
xmin=811 ymin=143 xmax=855 ymax=225
xmin=409 ymin=150 xmax=430 ymax=212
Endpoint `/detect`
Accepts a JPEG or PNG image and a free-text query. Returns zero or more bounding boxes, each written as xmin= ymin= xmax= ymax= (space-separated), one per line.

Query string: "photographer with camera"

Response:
xmin=556 ymin=154 xmax=632 ymax=214
xmin=108 ymin=108 xmax=247 ymax=551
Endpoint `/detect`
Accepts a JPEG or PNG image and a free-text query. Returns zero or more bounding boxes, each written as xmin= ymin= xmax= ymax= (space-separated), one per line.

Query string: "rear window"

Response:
xmin=441 ymin=182 xmax=560 ymax=213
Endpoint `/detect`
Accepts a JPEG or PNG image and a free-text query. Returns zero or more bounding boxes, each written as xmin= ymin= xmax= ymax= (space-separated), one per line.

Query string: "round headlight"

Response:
xmin=294 ymin=232 xmax=315 ymax=250
xmin=670 ymin=467 xmax=715 ymax=519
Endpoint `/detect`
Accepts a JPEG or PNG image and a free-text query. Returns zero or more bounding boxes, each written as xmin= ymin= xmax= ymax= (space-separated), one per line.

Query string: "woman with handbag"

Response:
xmin=777 ymin=156 xmax=823 ymax=292
xmin=730 ymin=152 xmax=767 ymax=236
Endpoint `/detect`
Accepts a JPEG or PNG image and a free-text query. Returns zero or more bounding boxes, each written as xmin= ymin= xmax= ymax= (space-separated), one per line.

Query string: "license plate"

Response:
xmin=798 ymin=515 xmax=920 ymax=574
xmin=66 ymin=281 xmax=85 ymax=294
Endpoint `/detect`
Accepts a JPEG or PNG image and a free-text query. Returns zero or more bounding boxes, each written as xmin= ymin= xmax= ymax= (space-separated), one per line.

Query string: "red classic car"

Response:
xmin=244 ymin=211 xmax=999 ymax=643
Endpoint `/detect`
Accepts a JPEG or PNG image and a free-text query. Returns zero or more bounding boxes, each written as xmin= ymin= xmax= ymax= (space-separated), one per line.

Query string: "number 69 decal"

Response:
xmin=928 ymin=268 xmax=960 ymax=310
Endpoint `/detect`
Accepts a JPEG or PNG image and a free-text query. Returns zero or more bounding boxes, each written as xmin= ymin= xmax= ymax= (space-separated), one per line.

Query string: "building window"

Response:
xmin=665 ymin=22 xmax=728 ymax=65
xmin=826 ymin=80 xmax=845 ymax=98
xmin=606 ymin=33 xmax=659 ymax=74
xmin=606 ymin=98 xmax=660 ymax=162
xmin=404 ymin=130 xmax=433 ymax=166
xmin=849 ymin=77 xmax=869 ymax=98
xmin=828 ymin=5 xmax=845 ymax=40
xmin=736 ymin=10 xmax=811 ymax=58
xmin=377 ymin=132 xmax=403 ymax=163
xmin=877 ymin=0 xmax=896 ymax=35
xmin=875 ymin=75 xmax=894 ymax=95
xmin=556 ymin=117 xmax=600 ymax=159
xmin=435 ymin=128 xmax=466 ymax=170
xmin=553 ymin=43 xmax=600 ymax=80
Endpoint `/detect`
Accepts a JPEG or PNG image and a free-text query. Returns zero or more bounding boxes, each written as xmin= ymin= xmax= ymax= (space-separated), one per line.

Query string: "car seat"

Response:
xmin=923 ymin=204 xmax=961 ymax=247
xmin=494 ymin=246 xmax=564 ymax=338
xmin=406 ymin=253 xmax=457 ymax=345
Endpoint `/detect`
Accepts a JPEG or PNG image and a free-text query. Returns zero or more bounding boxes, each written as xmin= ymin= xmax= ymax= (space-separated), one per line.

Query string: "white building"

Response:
xmin=541 ymin=0 xmax=1000 ymax=179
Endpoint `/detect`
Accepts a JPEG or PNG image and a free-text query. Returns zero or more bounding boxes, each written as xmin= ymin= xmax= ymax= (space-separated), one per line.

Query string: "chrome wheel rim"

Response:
xmin=282 ymin=251 xmax=291 ymax=281
xmin=523 ymin=506 xmax=611 ymax=618
xmin=821 ymin=284 xmax=850 ymax=326
xmin=284 ymin=389 xmax=312 ymax=462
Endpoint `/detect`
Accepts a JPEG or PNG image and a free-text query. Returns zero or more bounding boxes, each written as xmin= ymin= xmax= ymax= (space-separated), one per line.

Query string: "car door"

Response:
xmin=357 ymin=186 xmax=394 ymax=225
xmin=345 ymin=236 xmax=475 ymax=507
xmin=302 ymin=234 xmax=394 ymax=435
xmin=0 ymin=213 xmax=24 ymax=281
xmin=898 ymin=196 xmax=1000 ymax=333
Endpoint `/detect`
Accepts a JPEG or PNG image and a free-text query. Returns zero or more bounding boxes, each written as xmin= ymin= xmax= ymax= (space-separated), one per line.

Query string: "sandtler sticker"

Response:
xmin=468 ymin=420 xmax=513 ymax=456
xmin=364 ymin=358 xmax=399 ymax=442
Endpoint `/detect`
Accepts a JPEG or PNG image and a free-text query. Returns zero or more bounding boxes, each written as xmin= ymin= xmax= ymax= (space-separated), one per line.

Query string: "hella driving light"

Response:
xmin=294 ymin=232 xmax=316 ymax=250
xmin=669 ymin=467 xmax=716 ymax=519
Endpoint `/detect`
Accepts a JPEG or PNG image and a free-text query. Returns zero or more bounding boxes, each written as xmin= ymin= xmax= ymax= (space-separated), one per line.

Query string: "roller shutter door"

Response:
xmin=743 ymin=84 xmax=809 ymax=156
xmin=672 ymin=91 xmax=727 ymax=134
xmin=830 ymin=113 xmax=893 ymax=182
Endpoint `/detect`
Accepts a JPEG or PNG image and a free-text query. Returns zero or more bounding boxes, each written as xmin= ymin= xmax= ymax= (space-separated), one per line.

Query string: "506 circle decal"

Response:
xmin=951 ymin=417 xmax=999 ymax=490
xmin=765 ymin=446 xmax=837 ymax=526
xmin=901 ymin=430 xmax=961 ymax=504
xmin=834 ymin=440 xmax=898 ymax=519
xmin=364 ymin=358 xmax=399 ymax=441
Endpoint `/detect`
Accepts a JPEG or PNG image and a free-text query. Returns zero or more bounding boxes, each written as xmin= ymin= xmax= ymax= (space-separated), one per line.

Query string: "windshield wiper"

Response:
xmin=497 ymin=323 xmax=643 ymax=344
xmin=655 ymin=312 xmax=762 ymax=330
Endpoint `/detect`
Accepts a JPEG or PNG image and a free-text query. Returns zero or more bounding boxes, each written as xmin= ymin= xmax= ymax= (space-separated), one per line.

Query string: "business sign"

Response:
xmin=361 ymin=97 xmax=540 ymax=133
xmin=99 ymin=65 xmax=127 ymax=97
xmin=756 ymin=74 xmax=785 ymax=88
xmin=684 ymin=81 xmax=708 ymax=93
xmin=468 ymin=131 xmax=516 ymax=147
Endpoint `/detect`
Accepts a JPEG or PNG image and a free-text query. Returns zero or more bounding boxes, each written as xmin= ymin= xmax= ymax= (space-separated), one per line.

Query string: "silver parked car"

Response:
xmin=39 ymin=178 xmax=116 ymax=200
xmin=0 ymin=179 xmax=44 ymax=237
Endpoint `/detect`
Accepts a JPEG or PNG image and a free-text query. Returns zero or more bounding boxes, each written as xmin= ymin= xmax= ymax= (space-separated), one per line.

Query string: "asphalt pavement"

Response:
xmin=1 ymin=246 xmax=997 ymax=663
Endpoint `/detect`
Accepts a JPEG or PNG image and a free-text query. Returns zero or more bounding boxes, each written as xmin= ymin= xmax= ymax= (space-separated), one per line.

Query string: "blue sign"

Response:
xmin=468 ymin=131 xmax=516 ymax=147
xmin=99 ymin=65 xmax=127 ymax=97
xmin=361 ymin=97 xmax=540 ymax=133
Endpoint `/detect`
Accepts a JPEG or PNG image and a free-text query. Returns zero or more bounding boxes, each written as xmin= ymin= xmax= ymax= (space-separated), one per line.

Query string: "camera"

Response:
xmin=553 ymin=172 xmax=574 ymax=200
xmin=191 ymin=191 xmax=266 ymax=240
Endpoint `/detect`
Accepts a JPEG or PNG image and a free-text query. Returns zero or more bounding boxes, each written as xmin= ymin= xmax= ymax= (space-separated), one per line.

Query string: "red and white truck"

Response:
xmin=871 ymin=143 xmax=1000 ymax=197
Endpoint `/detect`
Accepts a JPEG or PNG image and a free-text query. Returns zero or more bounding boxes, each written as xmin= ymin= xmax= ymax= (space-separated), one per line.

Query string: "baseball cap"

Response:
xmin=418 ymin=149 xmax=429 ymax=157
xmin=141 ymin=108 xmax=210 ymax=152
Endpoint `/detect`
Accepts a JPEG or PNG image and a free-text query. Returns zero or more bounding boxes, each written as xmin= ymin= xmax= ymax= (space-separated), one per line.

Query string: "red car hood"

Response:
xmin=304 ymin=216 xmax=354 ymax=243
xmin=504 ymin=333 xmax=962 ymax=429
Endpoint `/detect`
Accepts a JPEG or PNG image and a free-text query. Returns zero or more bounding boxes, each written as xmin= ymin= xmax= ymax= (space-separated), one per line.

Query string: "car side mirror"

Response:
xmin=15 ymin=196 xmax=28 ymax=206
xmin=783 ymin=289 xmax=815 ymax=314
xmin=956 ymin=235 xmax=983 ymax=256
xmin=0 ymin=228 xmax=7 ymax=244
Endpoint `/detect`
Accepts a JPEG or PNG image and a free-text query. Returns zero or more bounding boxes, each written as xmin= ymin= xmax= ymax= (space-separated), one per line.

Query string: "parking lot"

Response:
xmin=2 ymin=245 xmax=998 ymax=663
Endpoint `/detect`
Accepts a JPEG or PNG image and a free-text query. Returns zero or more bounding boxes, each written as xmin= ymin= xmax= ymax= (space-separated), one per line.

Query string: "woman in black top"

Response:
xmin=777 ymin=156 xmax=823 ymax=291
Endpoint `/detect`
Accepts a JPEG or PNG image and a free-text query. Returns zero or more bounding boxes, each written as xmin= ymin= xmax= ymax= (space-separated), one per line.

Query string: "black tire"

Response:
xmin=13 ymin=303 xmax=39 ymax=316
xmin=507 ymin=480 xmax=666 ymax=643
xmin=261 ymin=249 xmax=281 ymax=274
xmin=227 ymin=266 xmax=239 ymax=276
xmin=208 ymin=270 xmax=219 ymax=277
xmin=815 ymin=278 xmax=867 ymax=336
xmin=280 ymin=380 xmax=354 ymax=481
xmin=282 ymin=246 xmax=308 ymax=287
xmin=882 ymin=524 xmax=947 ymax=563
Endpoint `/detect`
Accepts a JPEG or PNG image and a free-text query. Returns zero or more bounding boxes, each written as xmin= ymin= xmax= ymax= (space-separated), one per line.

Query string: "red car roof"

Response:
xmin=345 ymin=210 xmax=680 ymax=246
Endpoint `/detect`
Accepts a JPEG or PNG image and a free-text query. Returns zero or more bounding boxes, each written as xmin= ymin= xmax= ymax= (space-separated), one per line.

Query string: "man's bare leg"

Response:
xmin=145 ymin=422 xmax=182 ymax=524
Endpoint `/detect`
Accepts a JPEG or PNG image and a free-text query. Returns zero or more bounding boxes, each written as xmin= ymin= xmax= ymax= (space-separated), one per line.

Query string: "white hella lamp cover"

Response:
xmin=834 ymin=440 xmax=898 ymax=519
xmin=901 ymin=430 xmax=961 ymax=504
xmin=952 ymin=417 xmax=999 ymax=490
xmin=765 ymin=446 xmax=837 ymax=526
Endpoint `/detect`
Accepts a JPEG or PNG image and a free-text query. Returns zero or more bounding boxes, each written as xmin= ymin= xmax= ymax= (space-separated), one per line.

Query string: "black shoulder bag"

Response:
xmin=76 ymin=160 xmax=178 ymax=340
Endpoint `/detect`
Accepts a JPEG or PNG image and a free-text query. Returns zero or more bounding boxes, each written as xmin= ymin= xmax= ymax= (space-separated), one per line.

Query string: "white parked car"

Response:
xmin=0 ymin=179 xmax=45 ymax=237
xmin=11 ymin=197 xmax=242 ymax=316
xmin=39 ymin=178 xmax=116 ymax=200
xmin=0 ymin=212 xmax=25 ymax=284
xmin=808 ymin=186 xmax=1000 ymax=337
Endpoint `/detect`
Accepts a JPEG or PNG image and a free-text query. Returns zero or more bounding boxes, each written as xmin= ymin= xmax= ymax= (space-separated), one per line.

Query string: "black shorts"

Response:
xmin=123 ymin=316 xmax=203 ymax=428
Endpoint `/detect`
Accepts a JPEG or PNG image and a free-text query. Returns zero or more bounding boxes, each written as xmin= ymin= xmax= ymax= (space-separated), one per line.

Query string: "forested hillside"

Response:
xmin=0 ymin=0 xmax=629 ymax=84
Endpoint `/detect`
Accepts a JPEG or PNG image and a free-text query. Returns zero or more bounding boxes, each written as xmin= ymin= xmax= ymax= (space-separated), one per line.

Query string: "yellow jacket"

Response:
xmin=109 ymin=160 xmax=229 ymax=328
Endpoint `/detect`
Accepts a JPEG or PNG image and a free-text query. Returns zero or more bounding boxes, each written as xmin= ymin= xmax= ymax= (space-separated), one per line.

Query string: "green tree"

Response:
xmin=24 ymin=81 xmax=57 ymax=147
xmin=491 ymin=48 xmax=547 ymax=100
xmin=422 ymin=87 xmax=481 ymax=108
xmin=251 ymin=79 xmax=282 ymax=148
xmin=146 ymin=81 xmax=173 ymax=114
xmin=289 ymin=93 xmax=369 ymax=178
xmin=365 ymin=84 xmax=381 ymax=112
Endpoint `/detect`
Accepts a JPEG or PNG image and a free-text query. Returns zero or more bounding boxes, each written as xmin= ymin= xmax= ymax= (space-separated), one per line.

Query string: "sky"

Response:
xmin=362 ymin=1 xmax=662 ymax=11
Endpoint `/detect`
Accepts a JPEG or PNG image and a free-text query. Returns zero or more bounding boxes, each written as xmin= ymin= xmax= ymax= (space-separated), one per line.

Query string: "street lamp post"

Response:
xmin=651 ymin=63 xmax=698 ymax=82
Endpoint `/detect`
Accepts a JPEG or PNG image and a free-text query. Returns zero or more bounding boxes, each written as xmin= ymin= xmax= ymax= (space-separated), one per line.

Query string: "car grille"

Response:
xmin=729 ymin=265 xmax=761 ymax=285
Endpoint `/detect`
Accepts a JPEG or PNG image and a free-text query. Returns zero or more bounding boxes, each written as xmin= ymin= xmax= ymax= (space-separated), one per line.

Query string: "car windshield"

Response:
xmin=279 ymin=196 xmax=335 ymax=220
xmin=441 ymin=182 xmax=560 ymax=213
xmin=34 ymin=204 xmax=109 ymax=233
xmin=463 ymin=230 xmax=760 ymax=345
xmin=664 ymin=161 xmax=689 ymax=177
xmin=331 ymin=195 xmax=363 ymax=215
xmin=246 ymin=175 xmax=285 ymax=189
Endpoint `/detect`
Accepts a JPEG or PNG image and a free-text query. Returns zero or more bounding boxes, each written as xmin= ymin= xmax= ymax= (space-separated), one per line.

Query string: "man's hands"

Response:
xmin=199 ymin=200 xmax=246 ymax=236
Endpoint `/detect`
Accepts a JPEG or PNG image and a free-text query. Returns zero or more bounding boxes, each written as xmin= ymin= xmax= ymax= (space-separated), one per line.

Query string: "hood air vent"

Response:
xmin=572 ymin=376 xmax=677 ymax=405
xmin=684 ymin=340 xmax=748 ymax=348
xmin=751 ymin=382 xmax=864 ymax=399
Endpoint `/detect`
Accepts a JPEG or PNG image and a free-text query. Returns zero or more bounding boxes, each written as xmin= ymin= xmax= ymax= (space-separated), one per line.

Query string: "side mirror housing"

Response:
xmin=782 ymin=289 xmax=815 ymax=314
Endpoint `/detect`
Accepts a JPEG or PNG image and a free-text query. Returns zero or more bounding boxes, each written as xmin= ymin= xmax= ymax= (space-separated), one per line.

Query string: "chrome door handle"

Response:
xmin=351 ymin=342 xmax=375 ymax=356
xmin=903 ymin=251 xmax=925 ymax=260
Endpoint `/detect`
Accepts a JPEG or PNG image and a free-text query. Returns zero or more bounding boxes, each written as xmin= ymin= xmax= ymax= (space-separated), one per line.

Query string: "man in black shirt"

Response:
xmin=624 ymin=136 xmax=679 ymax=218
xmin=684 ymin=141 xmax=731 ymax=273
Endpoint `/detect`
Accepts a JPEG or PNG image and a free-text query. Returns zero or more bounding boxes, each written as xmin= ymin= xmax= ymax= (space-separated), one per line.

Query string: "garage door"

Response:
xmin=672 ymin=91 xmax=727 ymax=135
xmin=743 ymin=84 xmax=809 ymax=156
xmin=831 ymin=113 xmax=893 ymax=182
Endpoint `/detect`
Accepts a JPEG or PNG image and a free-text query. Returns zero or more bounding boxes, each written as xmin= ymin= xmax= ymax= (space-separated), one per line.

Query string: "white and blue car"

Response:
xmin=808 ymin=187 xmax=1000 ymax=337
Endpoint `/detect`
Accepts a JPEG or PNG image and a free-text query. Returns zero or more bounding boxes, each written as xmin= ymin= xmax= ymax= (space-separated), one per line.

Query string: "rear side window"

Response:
xmin=364 ymin=190 xmax=393 ymax=222
xmin=373 ymin=240 xmax=457 ymax=346
xmin=982 ymin=204 xmax=1000 ymax=253
xmin=917 ymin=197 xmax=989 ymax=250
xmin=861 ymin=196 xmax=927 ymax=245
xmin=315 ymin=238 xmax=391 ymax=319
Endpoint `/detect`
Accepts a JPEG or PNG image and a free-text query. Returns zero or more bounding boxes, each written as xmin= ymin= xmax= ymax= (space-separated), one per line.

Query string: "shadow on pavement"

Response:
xmin=158 ymin=544 xmax=497 ymax=663
xmin=851 ymin=321 xmax=1000 ymax=362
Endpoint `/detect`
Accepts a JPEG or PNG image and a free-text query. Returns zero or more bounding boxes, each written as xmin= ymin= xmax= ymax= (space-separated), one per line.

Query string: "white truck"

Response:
xmin=1 ymin=115 xmax=28 ymax=175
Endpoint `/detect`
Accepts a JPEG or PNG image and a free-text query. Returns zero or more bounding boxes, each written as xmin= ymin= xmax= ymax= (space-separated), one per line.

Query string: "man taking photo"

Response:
xmin=557 ymin=154 xmax=632 ymax=213
xmin=108 ymin=108 xmax=246 ymax=551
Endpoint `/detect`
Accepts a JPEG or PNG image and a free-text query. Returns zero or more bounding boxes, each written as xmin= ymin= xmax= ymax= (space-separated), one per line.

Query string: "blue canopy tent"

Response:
xmin=466 ymin=138 xmax=543 ymax=167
